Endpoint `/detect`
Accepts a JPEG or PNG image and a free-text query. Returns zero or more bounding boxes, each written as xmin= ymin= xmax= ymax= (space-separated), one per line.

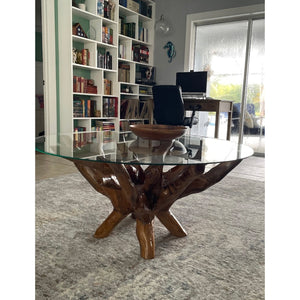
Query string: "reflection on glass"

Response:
xmin=36 ymin=134 xmax=253 ymax=165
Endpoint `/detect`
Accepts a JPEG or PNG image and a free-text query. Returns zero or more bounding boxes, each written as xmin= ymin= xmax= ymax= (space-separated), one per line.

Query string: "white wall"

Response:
xmin=154 ymin=0 xmax=265 ymax=84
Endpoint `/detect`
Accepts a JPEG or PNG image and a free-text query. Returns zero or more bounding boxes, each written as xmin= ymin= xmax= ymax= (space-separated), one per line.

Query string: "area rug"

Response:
xmin=36 ymin=171 xmax=264 ymax=300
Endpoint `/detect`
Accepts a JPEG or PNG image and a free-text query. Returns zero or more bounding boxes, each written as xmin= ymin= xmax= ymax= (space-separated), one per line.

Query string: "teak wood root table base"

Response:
xmin=70 ymin=158 xmax=241 ymax=259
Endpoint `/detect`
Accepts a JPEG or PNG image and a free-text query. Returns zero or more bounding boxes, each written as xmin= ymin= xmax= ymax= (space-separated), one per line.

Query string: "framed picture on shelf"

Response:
xmin=136 ymin=66 xmax=155 ymax=85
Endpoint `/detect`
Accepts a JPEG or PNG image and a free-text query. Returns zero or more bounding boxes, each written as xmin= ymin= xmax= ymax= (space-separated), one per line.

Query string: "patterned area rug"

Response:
xmin=36 ymin=171 xmax=264 ymax=299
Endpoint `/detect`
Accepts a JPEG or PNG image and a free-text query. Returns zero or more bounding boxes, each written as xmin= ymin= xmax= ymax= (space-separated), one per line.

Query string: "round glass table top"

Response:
xmin=35 ymin=132 xmax=253 ymax=166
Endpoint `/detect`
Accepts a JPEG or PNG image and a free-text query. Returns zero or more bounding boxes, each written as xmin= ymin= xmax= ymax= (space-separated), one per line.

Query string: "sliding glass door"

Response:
xmin=193 ymin=17 xmax=265 ymax=154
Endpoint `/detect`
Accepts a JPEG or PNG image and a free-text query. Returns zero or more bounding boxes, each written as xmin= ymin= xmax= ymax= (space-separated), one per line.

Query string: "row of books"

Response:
xmin=74 ymin=48 xmax=90 ymax=65
xmin=138 ymin=25 xmax=149 ymax=43
xmin=118 ymin=63 xmax=130 ymax=82
xmin=73 ymin=77 xmax=98 ymax=94
xmin=103 ymin=97 xmax=118 ymax=117
xmin=102 ymin=26 xmax=114 ymax=44
xmin=118 ymin=43 xmax=128 ymax=59
xmin=97 ymin=0 xmax=115 ymax=20
xmin=94 ymin=121 xmax=115 ymax=143
xmin=119 ymin=0 xmax=152 ymax=18
xmin=73 ymin=98 xmax=97 ymax=117
xmin=73 ymin=125 xmax=115 ymax=148
xmin=132 ymin=45 xmax=149 ymax=63
xmin=119 ymin=19 xmax=136 ymax=39
xmin=74 ymin=127 xmax=91 ymax=148
xmin=97 ymin=48 xmax=113 ymax=69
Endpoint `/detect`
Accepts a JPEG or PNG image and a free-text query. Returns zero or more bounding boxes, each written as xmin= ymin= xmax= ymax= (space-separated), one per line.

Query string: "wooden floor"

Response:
xmin=35 ymin=152 xmax=265 ymax=182
xmin=35 ymin=152 xmax=77 ymax=181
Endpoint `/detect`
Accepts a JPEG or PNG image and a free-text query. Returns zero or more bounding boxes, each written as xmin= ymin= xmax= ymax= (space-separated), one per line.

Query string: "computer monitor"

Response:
xmin=176 ymin=71 xmax=207 ymax=94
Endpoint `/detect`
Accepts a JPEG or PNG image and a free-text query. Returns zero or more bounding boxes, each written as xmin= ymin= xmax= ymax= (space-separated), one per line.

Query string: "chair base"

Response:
xmin=169 ymin=140 xmax=187 ymax=155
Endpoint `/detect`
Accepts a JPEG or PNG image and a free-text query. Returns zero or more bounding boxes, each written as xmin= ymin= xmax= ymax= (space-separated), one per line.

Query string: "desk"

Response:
xmin=183 ymin=98 xmax=233 ymax=140
xmin=36 ymin=128 xmax=253 ymax=259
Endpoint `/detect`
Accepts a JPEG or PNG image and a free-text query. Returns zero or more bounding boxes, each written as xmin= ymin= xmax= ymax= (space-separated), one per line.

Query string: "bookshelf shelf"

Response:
xmin=118 ymin=34 xmax=151 ymax=46
xmin=72 ymin=35 xmax=96 ymax=44
xmin=72 ymin=36 xmax=117 ymax=49
xmin=118 ymin=57 xmax=150 ymax=66
xmin=139 ymin=94 xmax=152 ymax=97
xmin=73 ymin=92 xmax=102 ymax=97
xmin=96 ymin=41 xmax=118 ymax=49
xmin=72 ymin=6 xmax=117 ymax=24
xmin=56 ymin=0 xmax=155 ymax=155
xmin=119 ymin=5 xmax=152 ymax=22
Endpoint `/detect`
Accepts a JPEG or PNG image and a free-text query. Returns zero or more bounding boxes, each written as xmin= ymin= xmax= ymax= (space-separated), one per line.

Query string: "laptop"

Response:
xmin=176 ymin=71 xmax=207 ymax=99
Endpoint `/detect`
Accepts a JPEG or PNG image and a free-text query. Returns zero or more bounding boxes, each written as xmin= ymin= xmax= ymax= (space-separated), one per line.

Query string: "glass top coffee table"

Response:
xmin=36 ymin=127 xmax=253 ymax=259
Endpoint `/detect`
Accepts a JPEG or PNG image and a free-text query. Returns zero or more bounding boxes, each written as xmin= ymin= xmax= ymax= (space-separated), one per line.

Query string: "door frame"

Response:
xmin=41 ymin=0 xmax=57 ymax=136
xmin=184 ymin=4 xmax=264 ymax=145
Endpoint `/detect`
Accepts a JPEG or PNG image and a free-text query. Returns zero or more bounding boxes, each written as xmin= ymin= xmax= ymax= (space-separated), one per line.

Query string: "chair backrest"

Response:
xmin=152 ymin=85 xmax=185 ymax=126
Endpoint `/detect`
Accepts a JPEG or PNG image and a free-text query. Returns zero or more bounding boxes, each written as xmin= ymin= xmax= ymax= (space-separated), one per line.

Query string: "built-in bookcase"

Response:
xmin=56 ymin=0 xmax=155 ymax=157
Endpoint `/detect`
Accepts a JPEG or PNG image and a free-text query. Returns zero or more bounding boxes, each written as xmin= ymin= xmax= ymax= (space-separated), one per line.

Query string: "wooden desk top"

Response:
xmin=183 ymin=98 xmax=233 ymax=113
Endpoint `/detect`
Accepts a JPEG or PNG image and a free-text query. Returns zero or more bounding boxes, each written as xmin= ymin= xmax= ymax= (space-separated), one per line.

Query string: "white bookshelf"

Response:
xmin=56 ymin=0 xmax=155 ymax=156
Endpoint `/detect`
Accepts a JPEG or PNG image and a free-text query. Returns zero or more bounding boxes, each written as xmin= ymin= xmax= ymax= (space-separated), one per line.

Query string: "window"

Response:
xmin=185 ymin=5 xmax=265 ymax=154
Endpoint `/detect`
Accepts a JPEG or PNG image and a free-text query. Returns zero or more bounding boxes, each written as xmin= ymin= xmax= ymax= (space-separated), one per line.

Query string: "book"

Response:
xmin=102 ymin=26 xmax=113 ymax=44
xmin=73 ymin=126 xmax=87 ymax=148
xmin=132 ymin=44 xmax=149 ymax=63
xmin=73 ymin=76 xmax=98 ymax=93
xmin=103 ymin=97 xmax=118 ymax=117
xmin=109 ymin=97 xmax=118 ymax=117
xmin=73 ymin=98 xmax=97 ymax=117
xmin=103 ymin=98 xmax=108 ymax=117
xmin=118 ymin=63 xmax=130 ymax=82
xmin=97 ymin=0 xmax=104 ymax=16
xmin=104 ymin=78 xmax=112 ymax=95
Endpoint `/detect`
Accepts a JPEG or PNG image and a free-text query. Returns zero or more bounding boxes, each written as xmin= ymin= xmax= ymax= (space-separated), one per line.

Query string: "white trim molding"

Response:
xmin=41 ymin=0 xmax=57 ymax=137
xmin=184 ymin=4 xmax=265 ymax=71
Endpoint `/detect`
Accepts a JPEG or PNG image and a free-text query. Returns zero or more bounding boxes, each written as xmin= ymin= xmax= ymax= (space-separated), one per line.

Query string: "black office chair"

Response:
xmin=152 ymin=85 xmax=198 ymax=156
xmin=152 ymin=85 xmax=198 ymax=128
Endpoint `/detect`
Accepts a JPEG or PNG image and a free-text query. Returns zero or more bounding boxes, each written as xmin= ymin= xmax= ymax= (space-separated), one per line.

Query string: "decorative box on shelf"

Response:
xmin=72 ymin=23 xmax=87 ymax=38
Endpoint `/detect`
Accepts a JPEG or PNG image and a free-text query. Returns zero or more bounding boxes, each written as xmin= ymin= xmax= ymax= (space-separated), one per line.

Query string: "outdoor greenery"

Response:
xmin=209 ymin=81 xmax=262 ymax=114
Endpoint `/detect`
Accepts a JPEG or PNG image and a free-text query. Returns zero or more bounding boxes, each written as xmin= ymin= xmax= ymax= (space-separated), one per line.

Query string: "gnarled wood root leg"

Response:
xmin=155 ymin=210 xmax=187 ymax=237
xmin=94 ymin=209 xmax=129 ymax=238
xmin=69 ymin=158 xmax=242 ymax=259
xmin=136 ymin=219 xmax=155 ymax=259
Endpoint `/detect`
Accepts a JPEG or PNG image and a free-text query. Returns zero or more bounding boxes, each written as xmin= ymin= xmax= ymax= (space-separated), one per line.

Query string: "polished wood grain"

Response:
xmin=136 ymin=219 xmax=155 ymax=259
xmin=70 ymin=158 xmax=242 ymax=259
xmin=130 ymin=124 xmax=187 ymax=140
